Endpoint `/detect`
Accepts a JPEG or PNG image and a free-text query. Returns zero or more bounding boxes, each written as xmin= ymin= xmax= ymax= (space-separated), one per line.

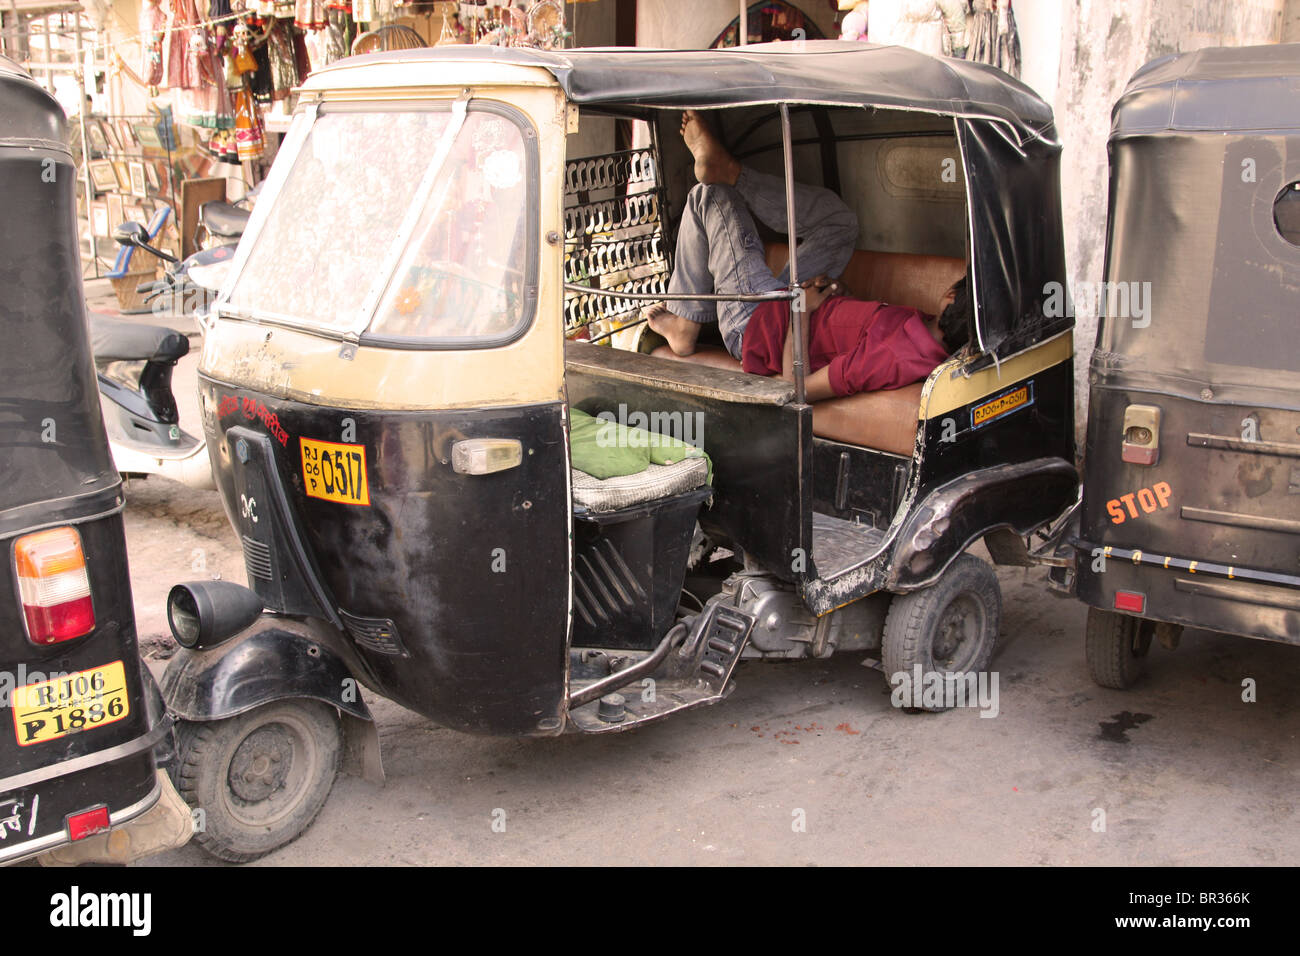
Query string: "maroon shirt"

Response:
xmin=740 ymin=297 xmax=950 ymax=397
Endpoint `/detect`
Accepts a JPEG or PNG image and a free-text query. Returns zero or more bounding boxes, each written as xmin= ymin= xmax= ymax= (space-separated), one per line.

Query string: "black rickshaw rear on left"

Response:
xmin=0 ymin=57 xmax=190 ymax=865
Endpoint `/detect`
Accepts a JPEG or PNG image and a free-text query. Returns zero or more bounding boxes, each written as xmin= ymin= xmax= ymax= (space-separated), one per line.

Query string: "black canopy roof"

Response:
xmin=1112 ymin=42 xmax=1300 ymax=138
xmin=328 ymin=40 xmax=1055 ymax=144
xmin=0 ymin=54 xmax=69 ymax=153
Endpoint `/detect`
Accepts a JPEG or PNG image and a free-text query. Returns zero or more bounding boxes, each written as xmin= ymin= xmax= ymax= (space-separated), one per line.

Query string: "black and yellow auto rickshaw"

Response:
xmin=1058 ymin=44 xmax=1300 ymax=688
xmin=160 ymin=42 xmax=1078 ymax=860
xmin=0 ymin=57 xmax=190 ymax=865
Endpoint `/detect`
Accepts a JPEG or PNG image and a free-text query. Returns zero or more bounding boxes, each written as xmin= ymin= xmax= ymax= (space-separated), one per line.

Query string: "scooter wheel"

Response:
xmin=1085 ymin=607 xmax=1154 ymax=690
xmin=881 ymin=553 xmax=1001 ymax=712
xmin=172 ymin=700 xmax=340 ymax=863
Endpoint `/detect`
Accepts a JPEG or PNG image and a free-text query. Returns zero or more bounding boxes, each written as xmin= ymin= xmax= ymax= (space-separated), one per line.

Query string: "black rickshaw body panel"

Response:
xmin=199 ymin=376 xmax=570 ymax=736
xmin=1075 ymin=45 xmax=1300 ymax=644
xmin=0 ymin=57 xmax=161 ymax=861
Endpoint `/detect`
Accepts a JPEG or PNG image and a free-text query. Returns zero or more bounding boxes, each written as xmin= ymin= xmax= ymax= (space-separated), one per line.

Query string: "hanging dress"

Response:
xmin=162 ymin=0 xmax=232 ymax=128
xmin=264 ymin=18 xmax=301 ymax=101
xmin=140 ymin=0 xmax=166 ymax=86
xmin=967 ymin=0 xmax=1020 ymax=77
xmin=296 ymin=0 xmax=328 ymax=30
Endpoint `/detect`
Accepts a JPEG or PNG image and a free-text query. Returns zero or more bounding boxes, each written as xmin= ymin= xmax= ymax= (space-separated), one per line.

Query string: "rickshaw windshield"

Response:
xmin=226 ymin=104 xmax=535 ymax=345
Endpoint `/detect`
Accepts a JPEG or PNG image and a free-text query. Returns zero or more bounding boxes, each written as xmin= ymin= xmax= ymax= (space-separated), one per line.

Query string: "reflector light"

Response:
xmin=66 ymin=805 xmax=110 ymax=841
xmin=1114 ymin=590 xmax=1146 ymax=614
xmin=14 ymin=527 xmax=95 ymax=645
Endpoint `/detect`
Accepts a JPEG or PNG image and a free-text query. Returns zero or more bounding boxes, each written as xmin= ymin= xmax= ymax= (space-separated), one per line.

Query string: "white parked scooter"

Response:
xmin=90 ymin=222 xmax=231 ymax=490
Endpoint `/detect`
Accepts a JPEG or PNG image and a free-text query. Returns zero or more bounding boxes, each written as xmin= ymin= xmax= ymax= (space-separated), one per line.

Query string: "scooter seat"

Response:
xmin=200 ymin=201 xmax=251 ymax=238
xmin=88 ymin=313 xmax=189 ymax=364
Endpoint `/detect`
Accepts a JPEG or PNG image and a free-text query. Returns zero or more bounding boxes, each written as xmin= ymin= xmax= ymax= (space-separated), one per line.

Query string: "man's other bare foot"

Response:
xmin=645 ymin=304 xmax=701 ymax=356
xmin=681 ymin=110 xmax=741 ymax=186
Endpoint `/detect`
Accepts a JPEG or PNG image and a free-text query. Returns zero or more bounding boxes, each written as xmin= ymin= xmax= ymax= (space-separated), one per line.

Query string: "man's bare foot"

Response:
xmin=645 ymin=303 xmax=701 ymax=356
xmin=681 ymin=110 xmax=741 ymax=186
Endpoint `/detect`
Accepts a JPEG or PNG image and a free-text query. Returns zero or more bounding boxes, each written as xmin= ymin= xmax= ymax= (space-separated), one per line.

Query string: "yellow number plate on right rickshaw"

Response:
xmin=300 ymin=438 xmax=370 ymax=506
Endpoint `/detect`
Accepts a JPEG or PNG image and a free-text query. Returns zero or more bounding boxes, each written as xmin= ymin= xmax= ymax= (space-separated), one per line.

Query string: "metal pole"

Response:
xmin=74 ymin=16 xmax=98 ymax=279
xmin=780 ymin=103 xmax=806 ymax=405
xmin=738 ymin=0 xmax=747 ymax=46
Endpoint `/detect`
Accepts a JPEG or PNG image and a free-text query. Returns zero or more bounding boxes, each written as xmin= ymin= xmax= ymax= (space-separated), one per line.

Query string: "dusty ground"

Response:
xmin=96 ymin=283 xmax=1298 ymax=868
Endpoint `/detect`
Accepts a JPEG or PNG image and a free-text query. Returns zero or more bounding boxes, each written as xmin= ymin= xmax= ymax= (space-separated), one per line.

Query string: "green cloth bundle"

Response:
xmin=569 ymin=407 xmax=712 ymax=483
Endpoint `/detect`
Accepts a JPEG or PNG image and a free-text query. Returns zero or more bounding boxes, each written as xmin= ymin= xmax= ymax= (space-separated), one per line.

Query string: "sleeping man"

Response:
xmin=648 ymin=111 xmax=971 ymax=402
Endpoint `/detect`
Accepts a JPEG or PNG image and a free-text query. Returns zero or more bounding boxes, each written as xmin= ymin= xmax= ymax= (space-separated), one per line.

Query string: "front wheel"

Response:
xmin=1085 ymin=607 xmax=1154 ymax=689
xmin=172 ymin=699 xmax=341 ymax=863
xmin=882 ymin=553 xmax=1001 ymax=712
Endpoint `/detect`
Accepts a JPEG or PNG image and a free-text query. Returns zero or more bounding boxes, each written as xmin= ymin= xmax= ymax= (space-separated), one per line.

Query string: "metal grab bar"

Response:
xmin=563 ymin=282 xmax=797 ymax=304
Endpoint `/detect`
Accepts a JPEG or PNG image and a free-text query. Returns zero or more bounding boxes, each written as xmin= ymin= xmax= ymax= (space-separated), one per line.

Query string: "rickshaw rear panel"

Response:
xmin=1074 ymin=45 xmax=1300 ymax=659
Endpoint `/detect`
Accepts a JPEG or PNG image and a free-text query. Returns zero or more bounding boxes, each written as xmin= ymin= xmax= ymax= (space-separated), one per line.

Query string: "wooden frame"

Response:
xmin=90 ymin=199 xmax=109 ymax=237
xmin=134 ymin=121 xmax=162 ymax=149
xmin=85 ymin=120 xmax=108 ymax=156
xmin=106 ymin=191 xmax=124 ymax=230
xmin=128 ymin=161 xmax=148 ymax=198
xmin=88 ymin=159 xmax=117 ymax=192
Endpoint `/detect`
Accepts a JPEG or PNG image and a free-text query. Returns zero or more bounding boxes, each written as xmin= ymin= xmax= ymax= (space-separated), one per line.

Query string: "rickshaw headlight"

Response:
xmin=167 ymin=581 xmax=265 ymax=649
xmin=13 ymin=527 xmax=95 ymax=645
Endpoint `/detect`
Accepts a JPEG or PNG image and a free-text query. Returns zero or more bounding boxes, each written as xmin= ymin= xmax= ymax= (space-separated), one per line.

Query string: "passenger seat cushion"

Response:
xmin=572 ymin=457 xmax=709 ymax=514
xmin=810 ymin=382 xmax=924 ymax=456
xmin=651 ymin=345 xmax=924 ymax=455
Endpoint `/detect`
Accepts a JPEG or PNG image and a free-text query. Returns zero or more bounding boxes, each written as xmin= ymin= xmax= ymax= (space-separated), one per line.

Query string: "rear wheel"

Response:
xmin=1085 ymin=607 xmax=1154 ymax=689
xmin=882 ymin=553 xmax=1001 ymax=712
xmin=172 ymin=699 xmax=340 ymax=863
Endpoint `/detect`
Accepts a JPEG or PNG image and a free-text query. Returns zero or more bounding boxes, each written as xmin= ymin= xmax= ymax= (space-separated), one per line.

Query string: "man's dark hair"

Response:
xmin=937 ymin=275 xmax=972 ymax=353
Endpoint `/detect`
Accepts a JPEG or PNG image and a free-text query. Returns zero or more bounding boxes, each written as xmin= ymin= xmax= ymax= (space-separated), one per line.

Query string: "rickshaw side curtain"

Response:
xmin=957 ymin=118 xmax=1070 ymax=358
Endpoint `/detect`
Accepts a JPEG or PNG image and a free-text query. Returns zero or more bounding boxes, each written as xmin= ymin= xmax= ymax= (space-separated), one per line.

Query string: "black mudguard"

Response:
xmin=888 ymin=456 xmax=1079 ymax=590
xmin=160 ymin=616 xmax=372 ymax=723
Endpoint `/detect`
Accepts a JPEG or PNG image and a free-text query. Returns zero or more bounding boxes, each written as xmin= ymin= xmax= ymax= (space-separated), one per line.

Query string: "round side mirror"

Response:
xmin=113 ymin=221 xmax=149 ymax=248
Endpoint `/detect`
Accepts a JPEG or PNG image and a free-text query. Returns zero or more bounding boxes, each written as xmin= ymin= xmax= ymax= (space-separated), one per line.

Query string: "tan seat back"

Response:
xmin=765 ymin=245 xmax=965 ymax=317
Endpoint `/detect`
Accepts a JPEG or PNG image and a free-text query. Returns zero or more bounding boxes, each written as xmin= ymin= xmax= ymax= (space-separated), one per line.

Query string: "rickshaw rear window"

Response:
xmin=227 ymin=106 xmax=535 ymax=345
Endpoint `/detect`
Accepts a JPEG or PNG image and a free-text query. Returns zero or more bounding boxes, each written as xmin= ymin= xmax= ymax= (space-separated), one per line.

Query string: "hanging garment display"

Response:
xmin=140 ymin=0 xmax=166 ymax=86
xmin=870 ymin=0 xmax=966 ymax=58
xmin=265 ymin=18 xmax=302 ymax=101
xmin=325 ymin=7 xmax=352 ymax=62
xmin=234 ymin=89 xmax=266 ymax=160
xmin=227 ymin=20 xmax=266 ymax=161
xmin=967 ymin=0 xmax=1020 ymax=77
xmin=304 ymin=27 xmax=331 ymax=70
xmin=297 ymin=0 xmax=328 ymax=30
xmin=352 ymin=0 xmax=394 ymax=24
xmin=163 ymin=0 xmax=233 ymax=128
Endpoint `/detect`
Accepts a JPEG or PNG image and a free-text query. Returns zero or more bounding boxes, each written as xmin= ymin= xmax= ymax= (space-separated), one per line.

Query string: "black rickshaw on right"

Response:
xmin=1059 ymin=44 xmax=1300 ymax=688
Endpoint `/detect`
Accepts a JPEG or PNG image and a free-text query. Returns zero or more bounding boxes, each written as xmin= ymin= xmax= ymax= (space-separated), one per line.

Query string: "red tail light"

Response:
xmin=66 ymin=805 xmax=111 ymax=841
xmin=13 ymin=527 xmax=95 ymax=645
xmin=1114 ymin=590 xmax=1146 ymax=614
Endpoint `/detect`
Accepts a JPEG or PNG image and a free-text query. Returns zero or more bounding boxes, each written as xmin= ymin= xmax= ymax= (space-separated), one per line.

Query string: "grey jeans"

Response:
xmin=666 ymin=166 xmax=859 ymax=359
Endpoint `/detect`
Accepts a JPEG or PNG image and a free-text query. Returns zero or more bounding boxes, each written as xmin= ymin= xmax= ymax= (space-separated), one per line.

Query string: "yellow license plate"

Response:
xmin=972 ymin=385 xmax=1031 ymax=428
xmin=12 ymin=661 xmax=129 ymax=747
xmin=300 ymin=438 xmax=370 ymax=506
